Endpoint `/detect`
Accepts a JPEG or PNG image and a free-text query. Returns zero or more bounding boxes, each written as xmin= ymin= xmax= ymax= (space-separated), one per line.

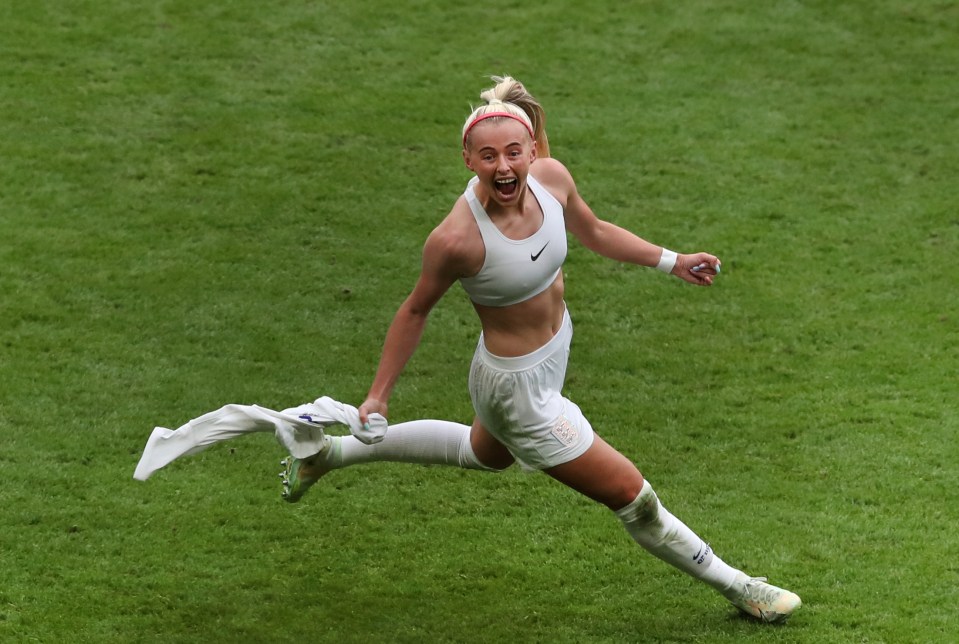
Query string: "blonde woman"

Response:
xmin=283 ymin=76 xmax=800 ymax=623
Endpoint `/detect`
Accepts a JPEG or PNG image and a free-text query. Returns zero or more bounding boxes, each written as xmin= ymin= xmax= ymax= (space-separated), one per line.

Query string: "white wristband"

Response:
xmin=656 ymin=248 xmax=677 ymax=274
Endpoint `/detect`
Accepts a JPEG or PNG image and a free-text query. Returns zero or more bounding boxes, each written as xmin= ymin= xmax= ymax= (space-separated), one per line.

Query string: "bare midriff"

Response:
xmin=471 ymin=274 xmax=566 ymax=357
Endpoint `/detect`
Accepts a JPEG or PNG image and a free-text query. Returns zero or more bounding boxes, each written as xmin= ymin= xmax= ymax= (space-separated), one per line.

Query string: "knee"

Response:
xmin=474 ymin=440 xmax=515 ymax=471
xmin=469 ymin=421 xmax=515 ymax=471
xmin=604 ymin=473 xmax=645 ymax=511
xmin=480 ymin=452 xmax=515 ymax=471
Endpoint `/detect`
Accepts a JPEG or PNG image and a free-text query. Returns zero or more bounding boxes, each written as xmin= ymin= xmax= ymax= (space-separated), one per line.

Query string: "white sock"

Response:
xmin=321 ymin=419 xmax=499 ymax=471
xmin=615 ymin=480 xmax=742 ymax=598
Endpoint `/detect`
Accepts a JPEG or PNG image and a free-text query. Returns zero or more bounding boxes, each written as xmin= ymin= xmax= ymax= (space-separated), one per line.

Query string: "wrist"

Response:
xmin=365 ymin=392 xmax=389 ymax=406
xmin=656 ymin=248 xmax=677 ymax=274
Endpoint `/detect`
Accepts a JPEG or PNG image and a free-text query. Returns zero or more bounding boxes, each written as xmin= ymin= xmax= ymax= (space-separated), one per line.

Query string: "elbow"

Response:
xmin=400 ymin=297 xmax=433 ymax=322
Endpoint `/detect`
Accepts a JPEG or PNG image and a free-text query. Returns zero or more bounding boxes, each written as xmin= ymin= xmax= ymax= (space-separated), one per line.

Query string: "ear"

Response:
xmin=529 ymin=139 xmax=538 ymax=163
xmin=462 ymin=148 xmax=474 ymax=171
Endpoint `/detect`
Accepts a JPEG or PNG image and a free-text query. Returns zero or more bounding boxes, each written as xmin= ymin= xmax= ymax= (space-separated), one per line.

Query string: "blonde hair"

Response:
xmin=461 ymin=76 xmax=550 ymax=157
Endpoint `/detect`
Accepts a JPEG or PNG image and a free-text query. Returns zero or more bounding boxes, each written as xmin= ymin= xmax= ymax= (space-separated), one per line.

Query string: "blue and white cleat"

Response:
xmin=279 ymin=436 xmax=334 ymax=503
xmin=729 ymin=574 xmax=802 ymax=623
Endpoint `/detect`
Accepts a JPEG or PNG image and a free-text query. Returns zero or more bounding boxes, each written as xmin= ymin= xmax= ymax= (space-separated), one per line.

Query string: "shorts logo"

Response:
xmin=551 ymin=416 xmax=578 ymax=446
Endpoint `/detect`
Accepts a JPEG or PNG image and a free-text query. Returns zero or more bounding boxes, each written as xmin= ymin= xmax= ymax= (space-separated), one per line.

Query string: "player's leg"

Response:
xmin=281 ymin=417 xmax=511 ymax=502
xmin=468 ymin=418 xmax=517 ymax=470
xmin=545 ymin=436 xmax=801 ymax=623
xmin=325 ymin=416 xmax=512 ymax=470
xmin=545 ymin=434 xmax=740 ymax=586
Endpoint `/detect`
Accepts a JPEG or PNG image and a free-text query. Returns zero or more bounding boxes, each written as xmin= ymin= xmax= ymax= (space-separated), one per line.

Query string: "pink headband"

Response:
xmin=462 ymin=111 xmax=535 ymax=148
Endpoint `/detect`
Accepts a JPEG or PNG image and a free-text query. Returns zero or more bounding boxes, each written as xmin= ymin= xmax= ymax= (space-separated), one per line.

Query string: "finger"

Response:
xmin=691 ymin=262 xmax=721 ymax=274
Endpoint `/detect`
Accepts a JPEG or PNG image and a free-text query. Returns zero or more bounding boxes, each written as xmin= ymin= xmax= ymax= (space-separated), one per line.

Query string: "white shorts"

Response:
xmin=468 ymin=308 xmax=595 ymax=470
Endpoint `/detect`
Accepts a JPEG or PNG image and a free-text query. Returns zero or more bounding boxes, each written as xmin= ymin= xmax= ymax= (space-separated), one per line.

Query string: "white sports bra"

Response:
xmin=459 ymin=174 xmax=567 ymax=307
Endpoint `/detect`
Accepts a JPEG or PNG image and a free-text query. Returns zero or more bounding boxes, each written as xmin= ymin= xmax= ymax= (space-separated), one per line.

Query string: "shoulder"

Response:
xmin=530 ymin=158 xmax=577 ymax=207
xmin=531 ymin=157 xmax=573 ymax=182
xmin=423 ymin=195 xmax=484 ymax=278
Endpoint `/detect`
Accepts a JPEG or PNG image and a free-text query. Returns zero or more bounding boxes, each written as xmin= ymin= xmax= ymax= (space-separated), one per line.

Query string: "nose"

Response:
xmin=496 ymin=155 xmax=511 ymax=173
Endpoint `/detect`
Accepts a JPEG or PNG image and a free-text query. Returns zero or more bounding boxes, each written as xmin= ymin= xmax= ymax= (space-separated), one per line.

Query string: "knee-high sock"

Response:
xmin=321 ymin=419 xmax=499 ymax=471
xmin=615 ymin=480 xmax=742 ymax=597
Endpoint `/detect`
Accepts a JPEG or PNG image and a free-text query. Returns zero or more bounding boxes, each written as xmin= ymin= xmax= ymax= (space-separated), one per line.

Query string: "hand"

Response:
xmin=675 ymin=252 xmax=721 ymax=286
xmin=358 ymin=397 xmax=388 ymax=426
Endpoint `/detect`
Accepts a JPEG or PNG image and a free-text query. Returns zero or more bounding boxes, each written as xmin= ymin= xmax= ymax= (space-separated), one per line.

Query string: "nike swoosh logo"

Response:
xmin=531 ymin=241 xmax=549 ymax=261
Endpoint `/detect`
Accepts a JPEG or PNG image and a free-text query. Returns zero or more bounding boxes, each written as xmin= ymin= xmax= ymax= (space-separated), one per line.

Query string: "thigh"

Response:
xmin=469 ymin=418 xmax=516 ymax=470
xmin=544 ymin=434 xmax=645 ymax=510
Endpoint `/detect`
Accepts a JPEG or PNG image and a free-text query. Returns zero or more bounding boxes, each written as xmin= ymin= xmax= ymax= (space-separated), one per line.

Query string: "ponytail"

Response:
xmin=462 ymin=76 xmax=550 ymax=157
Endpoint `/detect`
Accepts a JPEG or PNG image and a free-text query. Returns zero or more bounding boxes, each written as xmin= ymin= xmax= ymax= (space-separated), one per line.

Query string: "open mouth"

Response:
xmin=495 ymin=177 xmax=518 ymax=197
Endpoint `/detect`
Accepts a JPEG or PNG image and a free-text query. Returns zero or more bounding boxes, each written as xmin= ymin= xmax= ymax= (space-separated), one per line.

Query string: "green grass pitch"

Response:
xmin=1 ymin=1 xmax=957 ymax=641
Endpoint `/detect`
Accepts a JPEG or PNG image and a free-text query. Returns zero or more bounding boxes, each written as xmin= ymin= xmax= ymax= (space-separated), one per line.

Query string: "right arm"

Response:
xmin=358 ymin=212 xmax=476 ymax=424
xmin=536 ymin=158 xmax=720 ymax=285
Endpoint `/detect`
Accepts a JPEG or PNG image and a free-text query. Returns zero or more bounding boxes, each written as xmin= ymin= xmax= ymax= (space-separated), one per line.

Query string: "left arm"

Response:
xmin=535 ymin=159 xmax=720 ymax=285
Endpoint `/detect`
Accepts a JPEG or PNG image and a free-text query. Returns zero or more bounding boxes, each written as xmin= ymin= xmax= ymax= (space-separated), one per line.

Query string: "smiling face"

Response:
xmin=462 ymin=118 xmax=537 ymax=210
